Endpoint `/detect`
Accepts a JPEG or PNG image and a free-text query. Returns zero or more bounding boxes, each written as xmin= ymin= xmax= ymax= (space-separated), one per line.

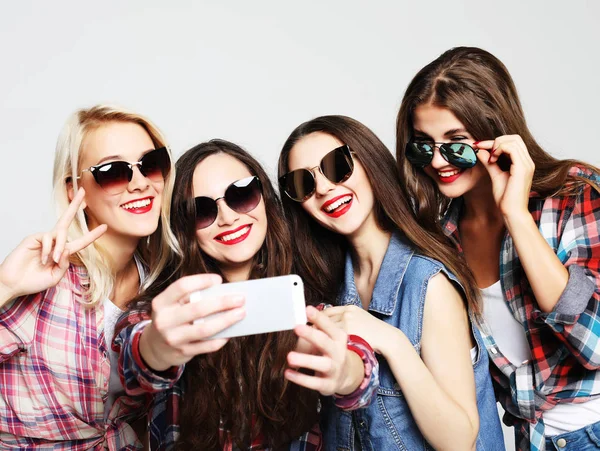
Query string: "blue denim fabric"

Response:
xmin=321 ymin=233 xmax=505 ymax=450
xmin=545 ymin=420 xmax=600 ymax=450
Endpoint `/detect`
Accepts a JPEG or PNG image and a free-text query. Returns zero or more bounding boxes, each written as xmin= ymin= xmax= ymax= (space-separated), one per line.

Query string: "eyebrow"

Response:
xmin=443 ymin=128 xmax=469 ymax=137
xmin=94 ymin=148 xmax=155 ymax=166
xmin=95 ymin=155 xmax=123 ymax=165
xmin=412 ymin=128 xmax=469 ymax=138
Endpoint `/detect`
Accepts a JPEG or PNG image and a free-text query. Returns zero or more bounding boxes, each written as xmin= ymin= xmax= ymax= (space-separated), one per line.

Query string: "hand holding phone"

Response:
xmin=190 ymin=274 xmax=307 ymax=339
xmin=139 ymin=274 xmax=246 ymax=371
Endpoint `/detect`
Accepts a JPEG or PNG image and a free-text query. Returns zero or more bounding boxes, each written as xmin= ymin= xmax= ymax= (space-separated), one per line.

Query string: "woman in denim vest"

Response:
xmin=278 ymin=115 xmax=505 ymax=450
xmin=396 ymin=46 xmax=600 ymax=451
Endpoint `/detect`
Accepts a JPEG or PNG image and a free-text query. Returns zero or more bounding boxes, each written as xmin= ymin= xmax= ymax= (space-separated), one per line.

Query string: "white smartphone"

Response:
xmin=189 ymin=274 xmax=307 ymax=339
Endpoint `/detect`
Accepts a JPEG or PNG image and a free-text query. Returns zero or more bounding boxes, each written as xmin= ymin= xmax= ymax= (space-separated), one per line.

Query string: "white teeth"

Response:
xmin=438 ymin=169 xmax=460 ymax=177
xmin=122 ymin=198 xmax=151 ymax=210
xmin=325 ymin=195 xmax=352 ymax=212
xmin=219 ymin=226 xmax=250 ymax=242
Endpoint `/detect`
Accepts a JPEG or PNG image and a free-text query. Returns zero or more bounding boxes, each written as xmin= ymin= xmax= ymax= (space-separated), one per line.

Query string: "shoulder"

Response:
xmin=534 ymin=166 xmax=600 ymax=233
xmin=408 ymin=254 xmax=463 ymax=290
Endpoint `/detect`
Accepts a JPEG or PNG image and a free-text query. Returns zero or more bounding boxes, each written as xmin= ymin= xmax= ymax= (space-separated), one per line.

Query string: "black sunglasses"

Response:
xmin=279 ymin=144 xmax=354 ymax=202
xmin=406 ymin=142 xmax=478 ymax=169
xmin=194 ymin=176 xmax=263 ymax=229
xmin=75 ymin=147 xmax=171 ymax=195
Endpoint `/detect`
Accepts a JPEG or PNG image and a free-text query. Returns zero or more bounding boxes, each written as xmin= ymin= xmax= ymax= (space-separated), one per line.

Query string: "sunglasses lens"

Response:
xmin=140 ymin=147 xmax=171 ymax=181
xmin=281 ymin=169 xmax=315 ymax=202
xmin=321 ymin=146 xmax=354 ymax=184
xmin=225 ymin=176 xmax=262 ymax=213
xmin=194 ymin=197 xmax=219 ymax=229
xmin=441 ymin=143 xmax=477 ymax=168
xmin=93 ymin=162 xmax=132 ymax=194
xmin=406 ymin=142 xmax=434 ymax=167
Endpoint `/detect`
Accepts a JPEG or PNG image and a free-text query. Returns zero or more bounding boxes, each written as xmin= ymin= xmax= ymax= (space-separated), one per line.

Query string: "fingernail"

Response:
xmin=472 ymin=141 xmax=480 ymax=147
xmin=42 ymin=256 xmax=48 ymax=265
xmin=490 ymin=148 xmax=496 ymax=154
xmin=306 ymin=306 xmax=316 ymax=319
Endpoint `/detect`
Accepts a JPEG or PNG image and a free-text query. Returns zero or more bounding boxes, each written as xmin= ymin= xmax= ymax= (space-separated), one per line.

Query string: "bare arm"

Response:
xmin=381 ymin=274 xmax=478 ymax=451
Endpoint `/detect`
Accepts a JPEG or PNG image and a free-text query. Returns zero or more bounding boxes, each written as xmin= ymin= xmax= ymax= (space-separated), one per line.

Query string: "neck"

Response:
xmin=97 ymin=231 xmax=139 ymax=275
xmin=95 ymin=231 xmax=141 ymax=307
xmin=220 ymin=261 xmax=253 ymax=283
xmin=461 ymin=174 xmax=503 ymax=224
xmin=347 ymin=214 xmax=392 ymax=280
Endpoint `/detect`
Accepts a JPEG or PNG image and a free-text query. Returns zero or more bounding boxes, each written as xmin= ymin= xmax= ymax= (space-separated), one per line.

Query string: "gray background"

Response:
xmin=1 ymin=2 xmax=599 ymax=448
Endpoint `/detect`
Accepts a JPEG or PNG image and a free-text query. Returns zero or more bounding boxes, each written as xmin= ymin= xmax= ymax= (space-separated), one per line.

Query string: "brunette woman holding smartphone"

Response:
xmin=115 ymin=139 xmax=378 ymax=450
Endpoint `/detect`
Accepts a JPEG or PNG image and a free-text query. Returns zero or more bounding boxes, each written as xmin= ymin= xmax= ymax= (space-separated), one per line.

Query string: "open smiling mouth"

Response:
xmin=120 ymin=197 xmax=153 ymax=214
xmin=214 ymin=224 xmax=253 ymax=245
xmin=322 ymin=194 xmax=353 ymax=218
xmin=437 ymin=169 xmax=464 ymax=183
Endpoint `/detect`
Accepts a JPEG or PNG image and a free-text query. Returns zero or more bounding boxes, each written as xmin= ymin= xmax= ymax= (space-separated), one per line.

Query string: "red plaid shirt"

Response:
xmin=0 ymin=264 xmax=147 ymax=450
xmin=442 ymin=167 xmax=600 ymax=451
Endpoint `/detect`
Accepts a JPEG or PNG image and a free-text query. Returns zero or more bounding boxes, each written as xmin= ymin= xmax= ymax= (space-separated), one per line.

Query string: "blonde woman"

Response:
xmin=0 ymin=105 xmax=182 ymax=450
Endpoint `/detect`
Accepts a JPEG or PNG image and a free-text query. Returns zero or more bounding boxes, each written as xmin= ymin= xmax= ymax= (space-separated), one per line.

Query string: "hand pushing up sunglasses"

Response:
xmin=194 ymin=176 xmax=263 ymax=229
xmin=279 ymin=144 xmax=354 ymax=202
xmin=406 ymin=142 xmax=478 ymax=169
xmin=73 ymin=147 xmax=171 ymax=195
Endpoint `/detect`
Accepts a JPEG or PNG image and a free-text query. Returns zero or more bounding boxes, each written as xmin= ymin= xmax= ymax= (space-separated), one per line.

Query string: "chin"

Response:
xmin=125 ymin=223 xmax=160 ymax=238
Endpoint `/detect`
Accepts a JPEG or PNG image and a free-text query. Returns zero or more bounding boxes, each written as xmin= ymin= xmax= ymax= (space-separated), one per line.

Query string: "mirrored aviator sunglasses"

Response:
xmin=279 ymin=144 xmax=354 ymax=202
xmin=406 ymin=142 xmax=478 ymax=169
xmin=78 ymin=147 xmax=171 ymax=195
xmin=194 ymin=175 xmax=263 ymax=229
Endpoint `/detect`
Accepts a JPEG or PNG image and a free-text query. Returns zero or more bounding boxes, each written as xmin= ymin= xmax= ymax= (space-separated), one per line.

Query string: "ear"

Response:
xmin=66 ymin=179 xmax=87 ymax=209
xmin=67 ymin=179 xmax=75 ymax=202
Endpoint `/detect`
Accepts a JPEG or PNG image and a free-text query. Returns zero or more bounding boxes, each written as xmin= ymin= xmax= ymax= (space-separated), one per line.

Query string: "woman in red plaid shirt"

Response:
xmin=0 ymin=105 xmax=180 ymax=449
xmin=396 ymin=46 xmax=600 ymax=451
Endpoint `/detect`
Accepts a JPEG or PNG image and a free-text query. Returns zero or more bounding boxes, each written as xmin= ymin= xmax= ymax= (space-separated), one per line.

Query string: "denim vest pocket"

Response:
xmin=375 ymin=384 xmax=435 ymax=451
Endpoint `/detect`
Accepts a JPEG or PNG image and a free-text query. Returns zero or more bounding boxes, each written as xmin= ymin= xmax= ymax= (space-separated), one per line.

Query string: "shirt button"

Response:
xmin=556 ymin=438 xmax=567 ymax=448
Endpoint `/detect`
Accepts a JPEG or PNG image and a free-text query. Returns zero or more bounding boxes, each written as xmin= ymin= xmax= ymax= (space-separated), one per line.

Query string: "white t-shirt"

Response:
xmin=481 ymin=281 xmax=600 ymax=436
xmin=103 ymin=298 xmax=126 ymax=419
xmin=103 ymin=258 xmax=146 ymax=419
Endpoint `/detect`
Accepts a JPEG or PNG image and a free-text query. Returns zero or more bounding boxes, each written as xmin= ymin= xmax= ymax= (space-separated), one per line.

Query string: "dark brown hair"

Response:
xmin=134 ymin=140 xmax=318 ymax=450
xmin=396 ymin=46 xmax=600 ymax=228
xmin=277 ymin=115 xmax=482 ymax=315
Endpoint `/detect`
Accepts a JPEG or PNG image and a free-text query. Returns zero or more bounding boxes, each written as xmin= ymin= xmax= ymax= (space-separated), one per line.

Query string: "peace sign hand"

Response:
xmin=0 ymin=188 xmax=106 ymax=305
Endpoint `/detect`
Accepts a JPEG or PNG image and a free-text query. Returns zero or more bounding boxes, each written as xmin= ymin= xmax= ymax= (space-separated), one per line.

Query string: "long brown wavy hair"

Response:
xmin=396 ymin=46 xmax=600 ymax=231
xmin=133 ymin=140 xmax=318 ymax=450
xmin=277 ymin=115 xmax=482 ymax=316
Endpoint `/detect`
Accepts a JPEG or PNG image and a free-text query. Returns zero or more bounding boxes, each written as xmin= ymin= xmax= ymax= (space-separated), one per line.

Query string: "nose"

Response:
xmin=429 ymin=146 xmax=448 ymax=169
xmin=215 ymin=199 xmax=239 ymax=226
xmin=313 ymin=168 xmax=335 ymax=197
xmin=127 ymin=164 xmax=150 ymax=192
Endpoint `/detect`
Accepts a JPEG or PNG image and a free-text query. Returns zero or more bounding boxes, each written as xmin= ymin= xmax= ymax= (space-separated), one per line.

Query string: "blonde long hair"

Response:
xmin=52 ymin=105 xmax=180 ymax=306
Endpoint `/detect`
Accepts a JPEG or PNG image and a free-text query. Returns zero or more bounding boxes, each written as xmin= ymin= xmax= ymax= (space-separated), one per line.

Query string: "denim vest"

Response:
xmin=321 ymin=233 xmax=505 ymax=451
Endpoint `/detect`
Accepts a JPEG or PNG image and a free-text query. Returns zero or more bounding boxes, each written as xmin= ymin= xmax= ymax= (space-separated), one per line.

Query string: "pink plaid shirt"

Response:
xmin=0 ymin=264 xmax=147 ymax=450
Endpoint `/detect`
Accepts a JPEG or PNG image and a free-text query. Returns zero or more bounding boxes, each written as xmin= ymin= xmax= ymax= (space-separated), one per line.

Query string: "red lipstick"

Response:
xmin=214 ymin=224 xmax=252 ymax=246
xmin=321 ymin=194 xmax=353 ymax=218
xmin=120 ymin=197 xmax=154 ymax=214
